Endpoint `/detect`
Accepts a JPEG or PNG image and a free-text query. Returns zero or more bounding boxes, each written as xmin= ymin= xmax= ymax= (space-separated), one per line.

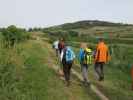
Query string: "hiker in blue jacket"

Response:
xmin=61 ymin=45 xmax=75 ymax=86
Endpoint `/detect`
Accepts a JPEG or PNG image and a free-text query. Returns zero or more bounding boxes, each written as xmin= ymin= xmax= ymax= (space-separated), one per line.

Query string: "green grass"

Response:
xmin=0 ymin=40 xmax=68 ymax=100
xmin=1 ymin=29 xmax=133 ymax=100
xmin=0 ymin=38 xmax=102 ymax=100
xmin=68 ymin=39 xmax=133 ymax=100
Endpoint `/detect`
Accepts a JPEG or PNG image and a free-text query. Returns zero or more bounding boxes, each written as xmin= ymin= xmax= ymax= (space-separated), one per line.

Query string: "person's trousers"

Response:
xmin=59 ymin=49 xmax=62 ymax=55
xmin=81 ymin=64 xmax=89 ymax=82
xmin=94 ymin=62 xmax=105 ymax=80
xmin=63 ymin=61 xmax=73 ymax=82
xmin=55 ymin=49 xmax=59 ymax=56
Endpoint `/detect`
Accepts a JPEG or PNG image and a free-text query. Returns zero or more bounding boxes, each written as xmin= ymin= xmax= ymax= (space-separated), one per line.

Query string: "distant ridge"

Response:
xmin=45 ymin=20 xmax=132 ymax=30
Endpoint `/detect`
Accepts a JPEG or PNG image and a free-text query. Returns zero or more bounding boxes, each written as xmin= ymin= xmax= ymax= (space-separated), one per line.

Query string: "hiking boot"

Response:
xmin=87 ymin=81 xmax=91 ymax=87
xmin=82 ymin=80 xmax=86 ymax=85
xmin=66 ymin=81 xmax=70 ymax=87
xmin=83 ymin=80 xmax=91 ymax=87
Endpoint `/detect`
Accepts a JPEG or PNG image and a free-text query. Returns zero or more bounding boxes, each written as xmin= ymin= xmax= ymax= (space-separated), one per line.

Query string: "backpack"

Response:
xmin=83 ymin=48 xmax=92 ymax=64
xmin=58 ymin=42 xmax=65 ymax=50
xmin=65 ymin=47 xmax=75 ymax=62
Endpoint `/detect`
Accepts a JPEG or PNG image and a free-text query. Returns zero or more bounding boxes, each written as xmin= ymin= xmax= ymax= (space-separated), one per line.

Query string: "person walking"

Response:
xmin=94 ymin=38 xmax=109 ymax=81
xmin=58 ymin=38 xmax=65 ymax=55
xmin=79 ymin=43 xmax=93 ymax=86
xmin=61 ymin=45 xmax=75 ymax=86
xmin=58 ymin=38 xmax=65 ymax=76
xmin=53 ymin=40 xmax=59 ymax=56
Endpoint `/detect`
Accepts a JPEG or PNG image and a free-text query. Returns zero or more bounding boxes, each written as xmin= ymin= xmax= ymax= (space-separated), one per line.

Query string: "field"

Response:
xmin=43 ymin=21 xmax=133 ymax=100
xmin=0 ymin=31 xmax=101 ymax=100
xmin=0 ymin=22 xmax=133 ymax=100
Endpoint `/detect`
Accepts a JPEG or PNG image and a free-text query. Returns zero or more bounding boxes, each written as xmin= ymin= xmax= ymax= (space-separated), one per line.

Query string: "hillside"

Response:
xmin=40 ymin=20 xmax=133 ymax=100
xmin=0 ymin=24 xmax=133 ymax=100
xmin=0 ymin=31 xmax=103 ymax=100
xmin=38 ymin=32 xmax=133 ymax=100
xmin=0 ymin=28 xmax=133 ymax=100
xmin=41 ymin=20 xmax=133 ymax=48
xmin=42 ymin=20 xmax=133 ymax=35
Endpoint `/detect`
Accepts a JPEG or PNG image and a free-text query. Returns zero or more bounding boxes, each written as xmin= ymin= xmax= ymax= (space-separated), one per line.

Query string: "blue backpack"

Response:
xmin=65 ymin=47 xmax=75 ymax=62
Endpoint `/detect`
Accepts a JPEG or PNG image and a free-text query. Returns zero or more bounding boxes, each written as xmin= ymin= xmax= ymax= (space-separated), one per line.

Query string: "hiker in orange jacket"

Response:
xmin=94 ymin=38 xmax=109 ymax=81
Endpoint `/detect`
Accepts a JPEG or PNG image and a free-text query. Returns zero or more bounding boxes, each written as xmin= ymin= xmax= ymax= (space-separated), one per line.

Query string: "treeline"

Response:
xmin=0 ymin=25 xmax=30 ymax=48
xmin=58 ymin=20 xmax=127 ymax=30
xmin=43 ymin=20 xmax=132 ymax=31
xmin=28 ymin=20 xmax=133 ymax=32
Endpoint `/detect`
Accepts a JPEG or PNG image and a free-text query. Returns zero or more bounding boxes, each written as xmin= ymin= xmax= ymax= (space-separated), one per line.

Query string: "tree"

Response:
xmin=1 ymin=25 xmax=30 ymax=48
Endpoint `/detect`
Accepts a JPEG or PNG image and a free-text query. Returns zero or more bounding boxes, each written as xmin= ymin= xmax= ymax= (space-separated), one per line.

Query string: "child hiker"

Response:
xmin=78 ymin=43 xmax=93 ymax=86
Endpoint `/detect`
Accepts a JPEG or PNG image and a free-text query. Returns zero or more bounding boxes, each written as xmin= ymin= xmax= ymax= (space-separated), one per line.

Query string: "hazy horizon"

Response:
xmin=0 ymin=0 xmax=133 ymax=28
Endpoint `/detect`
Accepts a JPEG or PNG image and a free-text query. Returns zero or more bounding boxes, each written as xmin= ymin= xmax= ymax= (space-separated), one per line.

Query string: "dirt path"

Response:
xmin=47 ymin=43 xmax=109 ymax=100
xmin=71 ymin=69 xmax=109 ymax=100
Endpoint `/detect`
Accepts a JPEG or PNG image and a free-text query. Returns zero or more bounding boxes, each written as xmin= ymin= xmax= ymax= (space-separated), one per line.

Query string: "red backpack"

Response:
xmin=58 ymin=42 xmax=65 ymax=50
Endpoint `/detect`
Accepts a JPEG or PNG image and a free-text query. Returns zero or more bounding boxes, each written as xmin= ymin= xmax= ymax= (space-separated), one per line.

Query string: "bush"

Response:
xmin=68 ymin=31 xmax=78 ymax=37
xmin=1 ymin=25 xmax=30 ymax=48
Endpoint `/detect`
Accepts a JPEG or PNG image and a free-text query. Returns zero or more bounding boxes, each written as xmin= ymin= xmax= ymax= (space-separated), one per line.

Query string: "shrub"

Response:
xmin=1 ymin=25 xmax=30 ymax=48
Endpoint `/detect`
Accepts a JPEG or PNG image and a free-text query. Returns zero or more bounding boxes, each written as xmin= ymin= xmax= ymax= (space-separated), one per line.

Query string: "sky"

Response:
xmin=0 ymin=0 xmax=132 ymax=28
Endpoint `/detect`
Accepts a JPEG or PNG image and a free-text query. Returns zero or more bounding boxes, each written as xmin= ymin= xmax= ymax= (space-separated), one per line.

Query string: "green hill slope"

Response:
xmin=0 ymin=33 xmax=101 ymax=100
xmin=43 ymin=20 xmax=133 ymax=36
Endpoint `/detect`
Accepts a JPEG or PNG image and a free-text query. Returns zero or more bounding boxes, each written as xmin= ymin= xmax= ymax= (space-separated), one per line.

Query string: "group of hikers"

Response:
xmin=53 ymin=38 xmax=133 ymax=90
xmin=53 ymin=37 xmax=110 ymax=87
